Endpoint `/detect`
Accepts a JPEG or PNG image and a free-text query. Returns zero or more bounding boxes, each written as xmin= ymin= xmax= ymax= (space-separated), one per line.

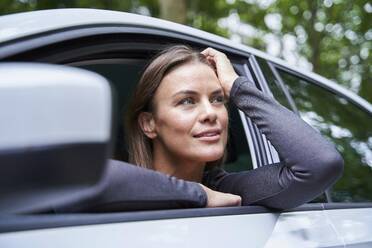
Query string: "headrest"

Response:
xmin=0 ymin=63 xmax=113 ymax=213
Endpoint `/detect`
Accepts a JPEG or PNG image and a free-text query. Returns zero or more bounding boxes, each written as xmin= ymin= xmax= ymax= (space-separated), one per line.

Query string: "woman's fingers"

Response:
xmin=204 ymin=55 xmax=216 ymax=68
xmin=201 ymin=47 xmax=238 ymax=97
xmin=201 ymin=47 xmax=226 ymax=58
xmin=199 ymin=184 xmax=242 ymax=207
xmin=209 ymin=191 xmax=242 ymax=207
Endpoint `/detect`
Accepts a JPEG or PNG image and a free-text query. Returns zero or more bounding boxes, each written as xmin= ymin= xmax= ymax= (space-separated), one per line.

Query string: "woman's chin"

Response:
xmin=195 ymin=148 xmax=225 ymax=162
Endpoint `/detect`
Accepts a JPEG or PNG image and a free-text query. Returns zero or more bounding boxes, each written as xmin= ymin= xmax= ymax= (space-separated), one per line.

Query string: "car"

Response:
xmin=0 ymin=8 xmax=371 ymax=248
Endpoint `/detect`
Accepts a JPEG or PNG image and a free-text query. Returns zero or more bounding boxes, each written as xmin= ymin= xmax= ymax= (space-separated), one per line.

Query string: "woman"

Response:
xmin=56 ymin=45 xmax=343 ymax=212
xmin=123 ymin=45 xmax=343 ymax=209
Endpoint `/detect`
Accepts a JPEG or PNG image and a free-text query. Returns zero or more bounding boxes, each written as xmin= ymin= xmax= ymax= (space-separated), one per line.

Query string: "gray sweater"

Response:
xmin=57 ymin=76 xmax=344 ymax=212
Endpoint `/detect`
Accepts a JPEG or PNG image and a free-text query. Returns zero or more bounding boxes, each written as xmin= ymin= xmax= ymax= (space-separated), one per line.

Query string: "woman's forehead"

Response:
xmin=159 ymin=62 xmax=221 ymax=93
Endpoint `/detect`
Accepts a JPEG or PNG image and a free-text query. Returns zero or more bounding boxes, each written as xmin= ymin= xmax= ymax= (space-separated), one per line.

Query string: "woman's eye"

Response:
xmin=179 ymin=97 xmax=194 ymax=105
xmin=211 ymin=95 xmax=225 ymax=104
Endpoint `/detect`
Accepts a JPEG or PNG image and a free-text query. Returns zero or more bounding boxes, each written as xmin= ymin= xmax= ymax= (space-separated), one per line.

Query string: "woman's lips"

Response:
xmin=193 ymin=130 xmax=221 ymax=142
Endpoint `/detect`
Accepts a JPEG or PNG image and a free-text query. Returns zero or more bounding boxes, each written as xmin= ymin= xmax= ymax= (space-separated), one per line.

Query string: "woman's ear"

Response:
xmin=138 ymin=112 xmax=157 ymax=139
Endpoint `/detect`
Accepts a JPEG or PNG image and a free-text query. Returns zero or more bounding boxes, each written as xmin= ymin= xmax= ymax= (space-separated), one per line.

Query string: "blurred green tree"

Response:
xmin=232 ymin=0 xmax=371 ymax=102
xmin=1 ymin=1 xmax=369 ymax=103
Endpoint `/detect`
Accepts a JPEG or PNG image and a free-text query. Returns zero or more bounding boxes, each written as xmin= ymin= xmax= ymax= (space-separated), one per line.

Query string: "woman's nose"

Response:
xmin=199 ymin=101 xmax=218 ymax=123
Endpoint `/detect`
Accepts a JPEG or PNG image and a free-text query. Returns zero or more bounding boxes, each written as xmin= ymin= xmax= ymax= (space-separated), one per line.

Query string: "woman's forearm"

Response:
xmin=54 ymin=160 xmax=208 ymax=212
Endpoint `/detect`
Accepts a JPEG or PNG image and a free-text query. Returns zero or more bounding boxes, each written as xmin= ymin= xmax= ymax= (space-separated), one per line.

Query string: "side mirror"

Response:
xmin=0 ymin=63 xmax=113 ymax=213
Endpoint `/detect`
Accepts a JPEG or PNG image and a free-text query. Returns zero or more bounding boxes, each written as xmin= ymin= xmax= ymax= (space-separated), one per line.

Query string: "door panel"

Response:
xmin=264 ymin=210 xmax=343 ymax=248
xmin=0 ymin=213 xmax=278 ymax=248
xmin=325 ymin=208 xmax=372 ymax=247
xmin=0 ymin=210 xmax=344 ymax=248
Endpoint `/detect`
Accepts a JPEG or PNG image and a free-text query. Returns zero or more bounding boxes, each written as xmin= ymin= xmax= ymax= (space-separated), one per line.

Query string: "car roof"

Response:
xmin=0 ymin=8 xmax=370 ymax=112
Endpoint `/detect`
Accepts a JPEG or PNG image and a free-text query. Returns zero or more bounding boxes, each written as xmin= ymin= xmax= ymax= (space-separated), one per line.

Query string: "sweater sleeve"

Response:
xmin=55 ymin=159 xmax=207 ymax=212
xmin=204 ymin=76 xmax=344 ymax=210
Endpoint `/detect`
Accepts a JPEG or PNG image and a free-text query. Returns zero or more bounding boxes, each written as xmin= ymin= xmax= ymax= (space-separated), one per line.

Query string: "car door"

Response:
xmin=255 ymin=57 xmax=372 ymax=247
xmin=0 ymin=19 xmax=273 ymax=248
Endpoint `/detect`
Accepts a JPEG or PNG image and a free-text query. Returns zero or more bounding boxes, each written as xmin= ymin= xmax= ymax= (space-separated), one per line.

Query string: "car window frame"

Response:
xmin=2 ymin=24 xmax=266 ymax=168
xmin=246 ymin=55 xmax=284 ymax=166
xmin=0 ymin=22 xmax=296 ymax=170
xmin=0 ymin=26 xmax=281 ymax=216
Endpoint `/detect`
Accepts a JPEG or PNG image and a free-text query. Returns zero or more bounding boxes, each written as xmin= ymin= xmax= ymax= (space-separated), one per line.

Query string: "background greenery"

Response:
xmin=1 ymin=0 xmax=370 ymax=102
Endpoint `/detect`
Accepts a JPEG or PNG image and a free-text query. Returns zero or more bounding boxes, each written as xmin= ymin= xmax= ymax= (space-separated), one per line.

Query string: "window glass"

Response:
xmin=278 ymin=68 xmax=372 ymax=202
xmin=257 ymin=59 xmax=327 ymax=203
xmin=256 ymin=58 xmax=292 ymax=110
xmin=74 ymin=59 xmax=253 ymax=172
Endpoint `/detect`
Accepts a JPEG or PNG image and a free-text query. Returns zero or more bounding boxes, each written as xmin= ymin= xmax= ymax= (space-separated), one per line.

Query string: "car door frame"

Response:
xmin=0 ymin=22 xmax=274 ymax=215
xmin=0 ymin=23 xmax=269 ymax=168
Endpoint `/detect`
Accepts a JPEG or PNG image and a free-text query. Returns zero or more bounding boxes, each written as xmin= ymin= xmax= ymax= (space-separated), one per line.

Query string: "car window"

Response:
xmin=253 ymin=58 xmax=327 ymax=203
xmin=256 ymin=58 xmax=292 ymax=110
xmin=73 ymin=58 xmax=253 ymax=173
xmin=277 ymin=68 xmax=372 ymax=203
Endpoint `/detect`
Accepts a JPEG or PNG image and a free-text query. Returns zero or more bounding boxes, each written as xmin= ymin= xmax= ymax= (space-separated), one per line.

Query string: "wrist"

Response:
xmin=198 ymin=183 xmax=209 ymax=207
xmin=224 ymin=74 xmax=239 ymax=98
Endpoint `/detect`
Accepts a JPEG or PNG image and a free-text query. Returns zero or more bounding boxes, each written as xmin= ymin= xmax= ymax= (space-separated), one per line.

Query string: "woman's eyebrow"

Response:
xmin=172 ymin=90 xmax=198 ymax=97
xmin=172 ymin=89 xmax=223 ymax=97
xmin=211 ymin=89 xmax=224 ymax=95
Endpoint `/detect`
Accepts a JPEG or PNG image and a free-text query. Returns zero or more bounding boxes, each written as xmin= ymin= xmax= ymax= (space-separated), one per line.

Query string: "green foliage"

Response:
xmin=230 ymin=0 xmax=371 ymax=103
xmin=1 ymin=0 xmax=369 ymax=104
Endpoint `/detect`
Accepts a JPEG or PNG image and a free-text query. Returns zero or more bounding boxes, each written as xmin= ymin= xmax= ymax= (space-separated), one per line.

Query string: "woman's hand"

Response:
xmin=201 ymin=47 xmax=239 ymax=98
xmin=199 ymin=184 xmax=241 ymax=207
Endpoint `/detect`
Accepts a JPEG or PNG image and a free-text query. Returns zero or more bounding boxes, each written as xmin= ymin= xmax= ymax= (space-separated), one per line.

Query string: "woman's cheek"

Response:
xmin=161 ymin=108 xmax=197 ymax=133
xmin=173 ymin=107 xmax=197 ymax=120
xmin=220 ymin=108 xmax=229 ymax=145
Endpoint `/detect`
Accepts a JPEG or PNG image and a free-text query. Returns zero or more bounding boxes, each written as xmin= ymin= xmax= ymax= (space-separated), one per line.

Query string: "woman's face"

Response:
xmin=150 ymin=62 xmax=228 ymax=164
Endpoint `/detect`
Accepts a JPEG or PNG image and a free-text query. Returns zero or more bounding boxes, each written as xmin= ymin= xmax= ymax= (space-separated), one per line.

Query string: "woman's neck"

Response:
xmin=152 ymin=147 xmax=205 ymax=182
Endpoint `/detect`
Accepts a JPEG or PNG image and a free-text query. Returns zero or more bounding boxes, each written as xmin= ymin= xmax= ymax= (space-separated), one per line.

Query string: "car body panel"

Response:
xmin=0 ymin=213 xmax=277 ymax=248
xmin=325 ymin=208 xmax=372 ymax=247
xmin=265 ymin=210 xmax=343 ymax=248
xmin=0 ymin=210 xmax=347 ymax=248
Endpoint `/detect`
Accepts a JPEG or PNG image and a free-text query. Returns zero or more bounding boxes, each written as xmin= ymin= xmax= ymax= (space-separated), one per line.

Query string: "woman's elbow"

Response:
xmin=316 ymin=148 xmax=344 ymax=184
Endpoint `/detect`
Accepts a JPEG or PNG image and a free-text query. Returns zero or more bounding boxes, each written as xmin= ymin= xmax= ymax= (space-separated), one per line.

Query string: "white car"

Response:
xmin=0 ymin=9 xmax=371 ymax=248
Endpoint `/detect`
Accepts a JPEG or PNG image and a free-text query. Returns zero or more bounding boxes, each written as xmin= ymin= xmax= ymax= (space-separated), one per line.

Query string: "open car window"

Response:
xmin=71 ymin=57 xmax=253 ymax=173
